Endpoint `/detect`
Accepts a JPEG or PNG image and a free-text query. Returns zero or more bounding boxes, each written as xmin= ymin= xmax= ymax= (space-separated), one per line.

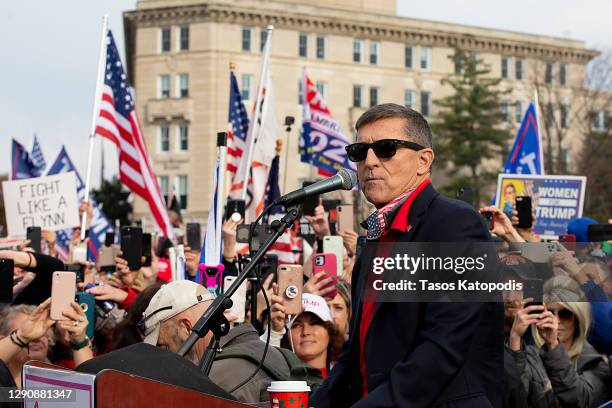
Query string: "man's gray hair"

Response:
xmin=355 ymin=103 xmax=433 ymax=148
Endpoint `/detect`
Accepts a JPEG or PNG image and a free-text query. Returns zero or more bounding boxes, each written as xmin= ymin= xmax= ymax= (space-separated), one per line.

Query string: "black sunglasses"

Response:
xmin=345 ymin=139 xmax=425 ymax=162
xmin=553 ymin=308 xmax=574 ymax=321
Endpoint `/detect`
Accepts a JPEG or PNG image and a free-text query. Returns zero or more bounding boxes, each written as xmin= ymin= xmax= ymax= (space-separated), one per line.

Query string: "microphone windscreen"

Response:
xmin=338 ymin=169 xmax=357 ymax=190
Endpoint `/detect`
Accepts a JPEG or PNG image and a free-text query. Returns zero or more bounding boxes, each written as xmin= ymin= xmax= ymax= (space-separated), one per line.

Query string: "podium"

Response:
xmin=23 ymin=361 xmax=250 ymax=407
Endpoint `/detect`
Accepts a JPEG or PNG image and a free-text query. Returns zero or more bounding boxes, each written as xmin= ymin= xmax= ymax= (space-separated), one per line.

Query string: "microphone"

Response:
xmin=275 ymin=169 xmax=357 ymax=206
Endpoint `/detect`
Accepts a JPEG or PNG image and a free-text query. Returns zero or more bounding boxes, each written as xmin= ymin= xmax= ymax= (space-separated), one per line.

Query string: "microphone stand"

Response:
xmin=177 ymin=203 xmax=303 ymax=376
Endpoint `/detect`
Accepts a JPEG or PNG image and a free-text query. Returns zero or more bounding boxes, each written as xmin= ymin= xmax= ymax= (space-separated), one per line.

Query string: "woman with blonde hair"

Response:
xmin=509 ymin=276 xmax=611 ymax=407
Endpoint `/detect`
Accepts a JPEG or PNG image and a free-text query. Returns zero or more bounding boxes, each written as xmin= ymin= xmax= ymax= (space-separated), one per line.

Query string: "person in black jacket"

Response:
xmin=310 ymin=104 xmax=504 ymax=407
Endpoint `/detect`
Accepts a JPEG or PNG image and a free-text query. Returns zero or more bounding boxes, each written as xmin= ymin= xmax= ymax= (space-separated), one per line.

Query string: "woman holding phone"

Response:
xmin=508 ymin=276 xmax=610 ymax=407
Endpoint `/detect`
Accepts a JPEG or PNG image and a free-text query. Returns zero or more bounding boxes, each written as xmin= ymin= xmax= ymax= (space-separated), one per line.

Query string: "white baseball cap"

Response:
xmin=141 ymin=280 xmax=216 ymax=345
xmin=289 ymin=293 xmax=333 ymax=326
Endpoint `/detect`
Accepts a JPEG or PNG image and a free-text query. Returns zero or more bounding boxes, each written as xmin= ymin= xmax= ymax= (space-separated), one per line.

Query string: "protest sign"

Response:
xmin=2 ymin=172 xmax=80 ymax=236
xmin=495 ymin=174 xmax=587 ymax=239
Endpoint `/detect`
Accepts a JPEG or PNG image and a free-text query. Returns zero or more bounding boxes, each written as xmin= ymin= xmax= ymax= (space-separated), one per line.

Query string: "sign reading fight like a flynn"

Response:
xmin=2 ymin=173 xmax=80 ymax=236
xmin=495 ymin=174 xmax=587 ymax=239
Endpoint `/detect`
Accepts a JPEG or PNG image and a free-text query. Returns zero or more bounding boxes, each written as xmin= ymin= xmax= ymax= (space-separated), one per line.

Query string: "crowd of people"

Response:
xmin=1 ymin=111 xmax=611 ymax=407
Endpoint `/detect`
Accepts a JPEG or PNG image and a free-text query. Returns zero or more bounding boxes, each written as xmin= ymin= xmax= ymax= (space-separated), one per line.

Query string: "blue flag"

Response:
xmin=31 ymin=134 xmax=47 ymax=175
xmin=263 ymin=154 xmax=283 ymax=219
xmin=11 ymin=139 xmax=39 ymax=179
xmin=504 ymin=101 xmax=544 ymax=175
xmin=47 ymin=146 xmax=114 ymax=261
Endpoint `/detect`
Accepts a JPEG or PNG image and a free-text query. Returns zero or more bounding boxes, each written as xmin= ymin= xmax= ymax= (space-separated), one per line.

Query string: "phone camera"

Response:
xmin=315 ymin=256 xmax=324 ymax=266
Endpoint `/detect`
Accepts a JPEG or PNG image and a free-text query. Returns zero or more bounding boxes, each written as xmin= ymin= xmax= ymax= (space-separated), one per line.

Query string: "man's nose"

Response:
xmin=363 ymin=147 xmax=380 ymax=168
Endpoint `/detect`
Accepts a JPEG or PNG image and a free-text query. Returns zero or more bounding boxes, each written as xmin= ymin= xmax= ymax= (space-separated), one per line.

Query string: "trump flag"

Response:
xmin=503 ymin=101 xmax=544 ymax=175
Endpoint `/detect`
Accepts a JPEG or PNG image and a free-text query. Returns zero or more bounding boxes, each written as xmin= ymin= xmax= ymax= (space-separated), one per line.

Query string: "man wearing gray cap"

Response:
xmin=140 ymin=280 xmax=302 ymax=403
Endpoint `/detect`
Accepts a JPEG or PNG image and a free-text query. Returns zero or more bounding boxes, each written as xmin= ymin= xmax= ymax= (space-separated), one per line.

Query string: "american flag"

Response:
xmin=94 ymin=31 xmax=173 ymax=237
xmin=227 ymin=72 xmax=249 ymax=181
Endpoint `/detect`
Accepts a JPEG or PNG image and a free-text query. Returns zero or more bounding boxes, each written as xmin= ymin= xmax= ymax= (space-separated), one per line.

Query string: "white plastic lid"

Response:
xmin=267 ymin=381 xmax=311 ymax=392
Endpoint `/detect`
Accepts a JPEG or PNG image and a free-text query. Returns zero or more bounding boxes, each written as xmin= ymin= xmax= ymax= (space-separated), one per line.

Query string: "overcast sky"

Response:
xmin=1 ymin=0 xmax=611 ymax=186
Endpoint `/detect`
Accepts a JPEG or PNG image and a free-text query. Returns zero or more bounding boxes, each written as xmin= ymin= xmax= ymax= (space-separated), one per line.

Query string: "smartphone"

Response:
xmin=223 ymin=275 xmax=247 ymax=323
xmin=336 ymin=205 xmax=354 ymax=234
xmin=236 ymin=224 xmax=274 ymax=252
xmin=104 ymin=232 xmax=115 ymax=246
xmin=323 ymin=236 xmax=344 ymax=278
xmin=65 ymin=264 xmax=85 ymax=283
xmin=0 ymin=259 xmax=14 ymax=303
xmin=50 ymin=271 xmax=77 ymax=320
xmin=521 ymin=242 xmax=560 ymax=263
xmin=302 ymin=181 xmax=319 ymax=216
xmin=516 ymin=196 xmax=533 ymax=228
xmin=84 ymin=283 xmax=115 ymax=313
xmin=226 ymin=199 xmax=245 ymax=222
xmin=481 ymin=211 xmax=495 ymax=231
xmin=277 ymin=264 xmax=304 ymax=315
xmin=26 ymin=226 xmax=42 ymax=253
xmin=186 ymin=222 xmax=202 ymax=250
xmin=260 ymin=254 xmax=279 ymax=284
xmin=201 ymin=265 xmax=224 ymax=296
xmin=313 ymin=253 xmax=338 ymax=299
xmin=456 ymin=187 xmax=474 ymax=208
xmin=71 ymin=243 xmax=88 ymax=264
xmin=98 ymin=244 xmax=118 ymax=273
xmin=142 ymin=233 xmax=152 ymax=267
xmin=75 ymin=292 xmax=96 ymax=339
xmin=121 ymin=226 xmax=143 ymax=270
xmin=587 ymin=224 xmax=612 ymax=242
xmin=522 ymin=278 xmax=543 ymax=314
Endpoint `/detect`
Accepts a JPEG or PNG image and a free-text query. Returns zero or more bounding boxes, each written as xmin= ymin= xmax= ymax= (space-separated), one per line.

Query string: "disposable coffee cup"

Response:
xmin=268 ymin=381 xmax=310 ymax=408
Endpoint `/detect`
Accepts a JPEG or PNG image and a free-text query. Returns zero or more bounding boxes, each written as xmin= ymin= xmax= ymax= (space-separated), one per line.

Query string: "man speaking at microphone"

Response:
xmin=310 ymin=104 xmax=503 ymax=407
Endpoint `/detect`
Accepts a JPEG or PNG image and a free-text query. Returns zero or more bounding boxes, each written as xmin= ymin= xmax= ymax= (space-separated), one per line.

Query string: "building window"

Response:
xmin=159 ymin=126 xmax=169 ymax=152
xmin=315 ymin=81 xmax=327 ymax=102
xmin=559 ymin=64 xmax=567 ymax=86
xmin=298 ymin=33 xmax=307 ymax=57
xmin=316 ymin=36 xmax=325 ymax=59
xmin=405 ymin=46 xmax=413 ymax=68
xmin=242 ymin=27 xmax=252 ymax=52
xmin=159 ymin=176 xmax=169 ymax=204
xmin=369 ymin=87 xmax=379 ymax=107
xmin=353 ymin=39 xmax=363 ymax=63
xmin=545 ymin=63 xmax=553 ymax=84
xmin=515 ymin=101 xmax=523 ymax=123
xmin=179 ymin=26 xmax=189 ymax=51
xmin=160 ymin=27 xmax=171 ymax=53
xmin=353 ymin=85 xmax=362 ymax=108
xmin=420 ymin=91 xmax=430 ymax=116
xmin=593 ymin=111 xmax=606 ymax=131
xmin=545 ymin=103 xmax=554 ymax=128
xmin=159 ymin=75 xmax=170 ymax=98
xmin=177 ymin=123 xmax=189 ymax=152
xmin=298 ymin=80 xmax=304 ymax=105
xmin=369 ymin=42 xmax=379 ymax=65
xmin=404 ymin=89 xmax=414 ymax=109
xmin=260 ymin=29 xmax=267 ymax=52
xmin=560 ymin=104 xmax=568 ymax=129
xmin=177 ymin=74 xmax=189 ymax=98
xmin=420 ymin=47 xmax=431 ymax=70
xmin=515 ymin=59 xmax=523 ymax=80
xmin=501 ymin=102 xmax=509 ymax=122
xmin=501 ymin=57 xmax=509 ymax=79
xmin=240 ymin=74 xmax=252 ymax=100
xmin=177 ymin=175 xmax=188 ymax=210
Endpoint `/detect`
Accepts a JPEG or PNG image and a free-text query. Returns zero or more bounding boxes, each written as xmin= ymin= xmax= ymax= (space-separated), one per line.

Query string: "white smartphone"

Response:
xmin=223 ymin=276 xmax=247 ymax=324
xmin=521 ymin=242 xmax=560 ymax=263
xmin=323 ymin=236 xmax=344 ymax=278
xmin=71 ymin=243 xmax=87 ymax=263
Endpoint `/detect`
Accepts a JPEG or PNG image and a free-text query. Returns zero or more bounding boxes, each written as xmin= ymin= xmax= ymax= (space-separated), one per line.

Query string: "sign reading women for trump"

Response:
xmin=495 ymin=174 xmax=587 ymax=239
xmin=2 ymin=172 xmax=80 ymax=236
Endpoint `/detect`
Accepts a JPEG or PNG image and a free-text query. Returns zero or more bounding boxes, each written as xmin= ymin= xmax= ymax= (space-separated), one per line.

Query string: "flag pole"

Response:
xmin=80 ymin=14 xmax=109 ymax=241
xmin=215 ymin=132 xmax=227 ymax=259
xmin=533 ymin=89 xmax=545 ymax=175
xmin=240 ymin=25 xmax=274 ymax=200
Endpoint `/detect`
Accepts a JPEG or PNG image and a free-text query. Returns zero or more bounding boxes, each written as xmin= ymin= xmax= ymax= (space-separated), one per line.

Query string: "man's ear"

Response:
xmin=179 ymin=317 xmax=192 ymax=335
xmin=417 ymin=148 xmax=435 ymax=175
